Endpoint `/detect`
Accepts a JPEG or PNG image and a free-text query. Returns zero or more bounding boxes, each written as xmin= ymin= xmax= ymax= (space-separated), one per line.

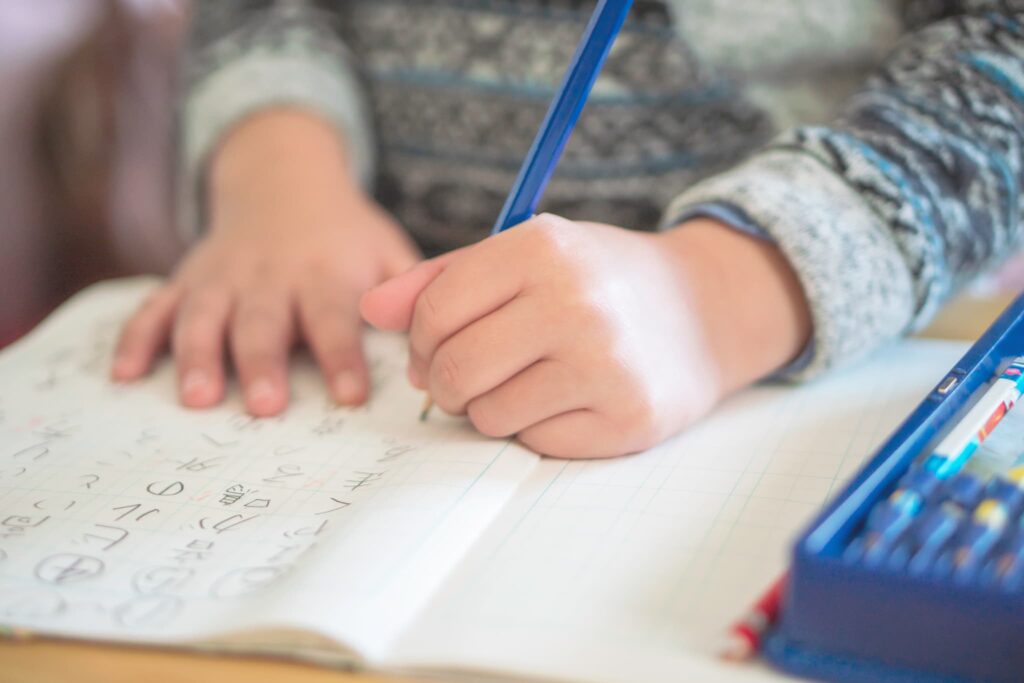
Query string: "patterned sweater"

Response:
xmin=180 ymin=0 xmax=1024 ymax=378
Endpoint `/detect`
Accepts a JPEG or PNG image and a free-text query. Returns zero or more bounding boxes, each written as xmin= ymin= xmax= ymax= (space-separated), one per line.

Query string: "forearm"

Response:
xmin=657 ymin=218 xmax=812 ymax=394
xmin=180 ymin=0 xmax=375 ymax=237
xmin=663 ymin=3 xmax=1024 ymax=378
xmin=773 ymin=4 xmax=1024 ymax=322
xmin=208 ymin=108 xmax=362 ymax=234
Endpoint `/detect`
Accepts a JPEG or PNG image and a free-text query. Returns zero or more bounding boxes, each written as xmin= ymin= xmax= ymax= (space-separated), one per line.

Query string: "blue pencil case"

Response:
xmin=765 ymin=294 xmax=1024 ymax=683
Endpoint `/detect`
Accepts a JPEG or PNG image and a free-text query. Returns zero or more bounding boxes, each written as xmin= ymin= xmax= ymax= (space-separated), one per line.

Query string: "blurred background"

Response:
xmin=0 ymin=0 xmax=185 ymax=347
xmin=1 ymin=0 xmax=1023 ymax=350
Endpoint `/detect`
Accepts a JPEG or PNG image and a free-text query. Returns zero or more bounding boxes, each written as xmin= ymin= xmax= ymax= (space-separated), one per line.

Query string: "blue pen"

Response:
xmin=905 ymin=503 xmax=964 ymax=575
xmin=887 ymin=502 xmax=963 ymax=573
xmin=491 ymin=0 xmax=635 ymax=234
xmin=932 ymin=467 xmax=1024 ymax=580
xmin=844 ymin=465 xmax=943 ymax=564
xmin=981 ymin=466 xmax=1024 ymax=517
xmin=420 ymin=0 xmax=633 ymax=420
xmin=844 ymin=364 xmax=1024 ymax=562
xmin=939 ymin=499 xmax=1010 ymax=581
xmin=986 ymin=524 xmax=1024 ymax=589
xmin=946 ymin=471 xmax=988 ymax=511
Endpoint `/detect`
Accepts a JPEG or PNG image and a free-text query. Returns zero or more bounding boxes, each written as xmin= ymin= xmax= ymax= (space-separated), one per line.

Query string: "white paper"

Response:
xmin=0 ymin=279 xmax=537 ymax=660
xmin=391 ymin=340 xmax=969 ymax=682
xmin=0 ymin=278 xmax=972 ymax=682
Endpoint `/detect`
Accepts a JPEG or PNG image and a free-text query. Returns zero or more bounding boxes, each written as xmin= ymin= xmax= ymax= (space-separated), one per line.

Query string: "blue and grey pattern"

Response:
xmin=671 ymin=1 xmax=1024 ymax=376
xmin=179 ymin=0 xmax=1024 ymax=378
xmin=333 ymin=0 xmax=777 ymax=254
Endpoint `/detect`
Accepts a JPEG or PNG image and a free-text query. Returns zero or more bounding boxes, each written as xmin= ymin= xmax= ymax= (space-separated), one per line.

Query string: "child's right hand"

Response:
xmin=111 ymin=110 xmax=420 ymax=416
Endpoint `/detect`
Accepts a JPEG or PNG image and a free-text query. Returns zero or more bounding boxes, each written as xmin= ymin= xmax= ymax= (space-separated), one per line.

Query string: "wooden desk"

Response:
xmin=916 ymin=293 xmax=1015 ymax=342
xmin=1 ymin=293 xmax=1016 ymax=683
xmin=0 ymin=639 xmax=414 ymax=683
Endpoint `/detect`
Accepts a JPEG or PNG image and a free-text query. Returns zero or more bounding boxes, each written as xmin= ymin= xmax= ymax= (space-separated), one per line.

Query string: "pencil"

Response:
xmin=419 ymin=0 xmax=634 ymax=421
xmin=419 ymin=394 xmax=433 ymax=422
xmin=721 ymin=572 xmax=788 ymax=662
xmin=921 ymin=356 xmax=1024 ymax=477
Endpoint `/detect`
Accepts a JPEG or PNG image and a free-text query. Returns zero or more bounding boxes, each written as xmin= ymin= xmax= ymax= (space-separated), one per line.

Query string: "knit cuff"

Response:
xmin=178 ymin=50 xmax=375 ymax=240
xmin=662 ymin=149 xmax=916 ymax=379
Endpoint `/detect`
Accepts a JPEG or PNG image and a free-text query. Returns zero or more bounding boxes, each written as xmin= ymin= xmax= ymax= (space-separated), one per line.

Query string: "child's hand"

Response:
xmin=361 ymin=214 xmax=810 ymax=458
xmin=111 ymin=110 xmax=419 ymax=415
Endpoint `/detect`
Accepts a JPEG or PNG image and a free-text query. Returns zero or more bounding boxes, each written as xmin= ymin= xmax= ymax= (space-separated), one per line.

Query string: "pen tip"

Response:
xmin=419 ymin=396 xmax=434 ymax=422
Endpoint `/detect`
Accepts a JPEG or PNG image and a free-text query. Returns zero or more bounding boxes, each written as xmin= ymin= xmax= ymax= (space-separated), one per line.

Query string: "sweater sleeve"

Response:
xmin=177 ymin=0 xmax=375 ymax=239
xmin=663 ymin=2 xmax=1024 ymax=379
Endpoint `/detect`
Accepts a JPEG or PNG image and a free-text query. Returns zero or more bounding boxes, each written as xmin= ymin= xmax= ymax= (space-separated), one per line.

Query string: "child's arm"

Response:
xmin=663 ymin=2 xmax=1024 ymax=380
xmin=361 ymin=214 xmax=810 ymax=458
xmin=112 ymin=2 xmax=418 ymax=415
xmin=362 ymin=3 xmax=1024 ymax=458
xmin=175 ymin=0 xmax=376 ymax=236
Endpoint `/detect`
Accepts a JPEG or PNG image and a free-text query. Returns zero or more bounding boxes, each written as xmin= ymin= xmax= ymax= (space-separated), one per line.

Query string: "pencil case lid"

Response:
xmin=765 ymin=293 xmax=1024 ymax=683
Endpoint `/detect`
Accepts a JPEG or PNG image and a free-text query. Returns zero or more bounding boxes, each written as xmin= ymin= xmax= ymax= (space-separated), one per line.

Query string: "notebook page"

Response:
xmin=389 ymin=340 xmax=968 ymax=682
xmin=0 ymin=279 xmax=537 ymax=660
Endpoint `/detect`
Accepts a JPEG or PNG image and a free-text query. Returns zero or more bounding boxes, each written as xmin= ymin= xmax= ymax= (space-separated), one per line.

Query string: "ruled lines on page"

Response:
xmin=0 ymin=279 xmax=537 ymax=658
xmin=391 ymin=341 xmax=969 ymax=682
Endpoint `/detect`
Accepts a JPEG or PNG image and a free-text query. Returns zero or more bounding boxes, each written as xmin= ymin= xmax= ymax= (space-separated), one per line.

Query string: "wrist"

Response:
xmin=207 ymin=108 xmax=366 ymax=233
xmin=657 ymin=217 xmax=812 ymax=392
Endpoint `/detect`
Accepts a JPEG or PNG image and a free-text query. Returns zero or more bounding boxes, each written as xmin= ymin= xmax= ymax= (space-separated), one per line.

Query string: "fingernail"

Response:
xmin=112 ymin=355 xmax=135 ymax=379
xmin=334 ymin=372 xmax=363 ymax=405
xmin=182 ymin=369 xmax=209 ymax=397
xmin=248 ymin=378 xmax=276 ymax=406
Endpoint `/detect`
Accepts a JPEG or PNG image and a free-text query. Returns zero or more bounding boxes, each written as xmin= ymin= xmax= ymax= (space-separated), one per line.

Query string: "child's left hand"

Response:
xmin=360 ymin=214 xmax=810 ymax=458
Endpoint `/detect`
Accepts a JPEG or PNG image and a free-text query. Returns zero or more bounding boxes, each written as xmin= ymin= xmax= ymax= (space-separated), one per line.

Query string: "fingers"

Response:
xmin=172 ymin=288 xmax=232 ymax=408
xmin=406 ymin=237 xmax=530 ymax=376
xmin=465 ymin=359 xmax=584 ymax=437
xmin=298 ymin=283 xmax=369 ymax=406
xmin=360 ymin=251 xmax=457 ymax=332
xmin=112 ymin=286 xmax=182 ymax=381
xmin=517 ymin=409 xmax=645 ymax=459
xmin=230 ymin=288 xmax=295 ymax=416
xmin=423 ymin=296 xmax=550 ymax=413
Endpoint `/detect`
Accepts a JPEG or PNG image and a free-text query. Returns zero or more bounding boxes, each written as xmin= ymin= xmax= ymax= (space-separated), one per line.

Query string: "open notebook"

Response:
xmin=0 ymin=278 xmax=969 ymax=682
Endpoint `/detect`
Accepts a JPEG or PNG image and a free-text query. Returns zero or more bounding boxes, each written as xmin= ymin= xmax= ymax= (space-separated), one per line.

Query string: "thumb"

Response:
xmin=381 ymin=229 xmax=423 ymax=280
xmin=360 ymin=251 xmax=458 ymax=332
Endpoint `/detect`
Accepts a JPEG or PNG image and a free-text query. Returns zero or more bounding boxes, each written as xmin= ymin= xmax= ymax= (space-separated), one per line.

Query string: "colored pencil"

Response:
xmin=489 ymin=0 xmax=635 ymax=235
xmin=922 ymin=357 xmax=1024 ymax=477
xmin=420 ymin=0 xmax=634 ymax=420
xmin=721 ymin=572 xmax=787 ymax=661
xmin=849 ymin=359 xmax=1024 ymax=565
